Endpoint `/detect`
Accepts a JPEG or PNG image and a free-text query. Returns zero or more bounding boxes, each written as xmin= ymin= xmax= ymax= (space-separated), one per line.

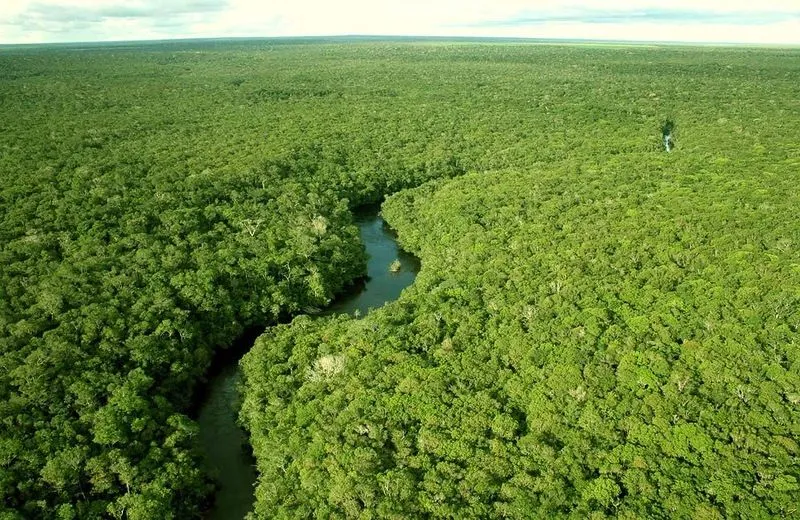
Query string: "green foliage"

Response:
xmin=243 ymin=155 xmax=800 ymax=518
xmin=0 ymin=154 xmax=368 ymax=516
xmin=2 ymin=39 xmax=799 ymax=517
xmin=238 ymin=42 xmax=800 ymax=519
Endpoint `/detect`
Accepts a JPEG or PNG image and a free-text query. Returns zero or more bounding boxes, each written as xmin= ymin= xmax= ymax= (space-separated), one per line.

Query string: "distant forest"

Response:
xmin=0 ymin=40 xmax=798 ymax=518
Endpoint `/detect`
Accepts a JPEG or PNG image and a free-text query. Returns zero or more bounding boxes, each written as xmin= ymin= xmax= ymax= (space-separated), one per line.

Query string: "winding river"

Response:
xmin=197 ymin=208 xmax=420 ymax=519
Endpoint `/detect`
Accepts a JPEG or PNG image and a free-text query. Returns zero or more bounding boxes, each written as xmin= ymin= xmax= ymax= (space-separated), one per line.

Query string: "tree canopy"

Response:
xmin=1 ymin=39 xmax=798 ymax=518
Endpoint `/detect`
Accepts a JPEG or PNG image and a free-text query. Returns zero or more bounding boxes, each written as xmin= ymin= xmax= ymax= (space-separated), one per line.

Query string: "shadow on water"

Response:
xmin=195 ymin=206 xmax=420 ymax=519
xmin=193 ymin=324 xmax=264 ymax=520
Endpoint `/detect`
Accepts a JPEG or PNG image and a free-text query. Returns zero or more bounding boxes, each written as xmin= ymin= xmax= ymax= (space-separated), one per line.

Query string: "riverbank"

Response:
xmin=197 ymin=208 xmax=420 ymax=519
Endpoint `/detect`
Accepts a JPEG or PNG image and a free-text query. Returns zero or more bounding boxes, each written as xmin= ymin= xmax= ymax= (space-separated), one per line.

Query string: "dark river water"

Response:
xmin=197 ymin=210 xmax=419 ymax=519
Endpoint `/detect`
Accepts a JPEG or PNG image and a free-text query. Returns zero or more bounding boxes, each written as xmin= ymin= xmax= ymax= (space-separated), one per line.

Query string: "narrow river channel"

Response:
xmin=197 ymin=208 xmax=420 ymax=519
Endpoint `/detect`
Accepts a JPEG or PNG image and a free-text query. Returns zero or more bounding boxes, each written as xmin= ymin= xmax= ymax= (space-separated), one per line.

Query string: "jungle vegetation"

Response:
xmin=1 ymin=39 xmax=798 ymax=518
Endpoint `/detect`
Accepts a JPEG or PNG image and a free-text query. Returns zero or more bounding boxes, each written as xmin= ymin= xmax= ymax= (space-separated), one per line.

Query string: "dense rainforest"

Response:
xmin=1 ymin=39 xmax=799 ymax=518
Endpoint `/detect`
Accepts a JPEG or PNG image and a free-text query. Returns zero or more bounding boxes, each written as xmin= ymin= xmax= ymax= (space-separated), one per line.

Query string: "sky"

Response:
xmin=1 ymin=0 xmax=799 ymax=45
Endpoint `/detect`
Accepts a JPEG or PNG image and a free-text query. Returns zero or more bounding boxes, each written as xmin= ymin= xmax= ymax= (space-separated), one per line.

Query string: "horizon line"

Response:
xmin=2 ymin=34 xmax=799 ymax=49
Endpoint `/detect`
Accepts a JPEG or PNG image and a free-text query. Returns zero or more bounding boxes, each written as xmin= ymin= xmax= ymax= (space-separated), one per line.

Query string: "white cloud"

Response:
xmin=1 ymin=0 xmax=798 ymax=44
